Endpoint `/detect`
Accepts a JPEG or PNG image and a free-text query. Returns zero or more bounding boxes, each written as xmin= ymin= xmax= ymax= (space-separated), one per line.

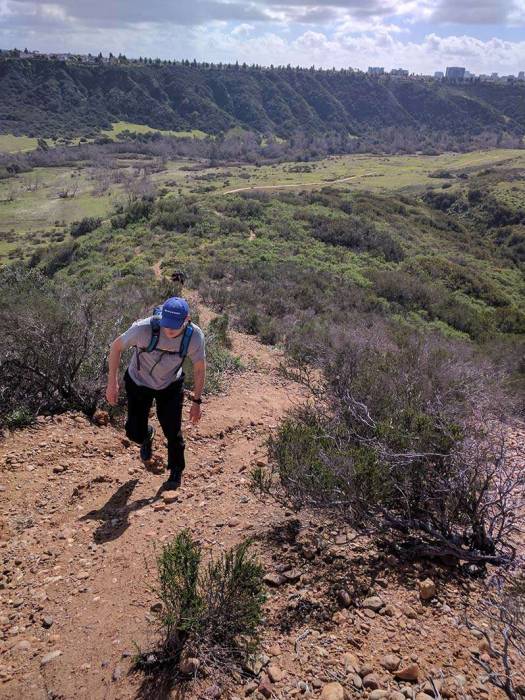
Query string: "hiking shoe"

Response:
xmin=164 ymin=470 xmax=182 ymax=491
xmin=140 ymin=425 xmax=155 ymax=462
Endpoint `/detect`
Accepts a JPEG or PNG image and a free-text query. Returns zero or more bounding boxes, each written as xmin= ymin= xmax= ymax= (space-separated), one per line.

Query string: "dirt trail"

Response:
xmin=0 ymin=302 xmax=306 ymax=699
xmin=222 ymin=172 xmax=376 ymax=195
xmin=1 ymin=299 xmax=522 ymax=700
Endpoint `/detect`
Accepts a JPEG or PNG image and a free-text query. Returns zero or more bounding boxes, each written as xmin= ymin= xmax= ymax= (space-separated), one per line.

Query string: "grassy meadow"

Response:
xmin=1 ymin=139 xmax=523 ymax=347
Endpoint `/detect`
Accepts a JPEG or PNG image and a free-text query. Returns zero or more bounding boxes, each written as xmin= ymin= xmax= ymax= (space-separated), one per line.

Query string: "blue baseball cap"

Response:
xmin=160 ymin=297 xmax=190 ymax=329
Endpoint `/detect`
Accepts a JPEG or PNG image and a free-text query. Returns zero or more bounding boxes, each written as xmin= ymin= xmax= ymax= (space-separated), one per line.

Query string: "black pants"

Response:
xmin=124 ymin=370 xmax=185 ymax=475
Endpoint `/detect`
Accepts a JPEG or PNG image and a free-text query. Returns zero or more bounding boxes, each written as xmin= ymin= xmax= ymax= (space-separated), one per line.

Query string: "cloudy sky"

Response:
xmin=1 ymin=0 xmax=524 ymax=75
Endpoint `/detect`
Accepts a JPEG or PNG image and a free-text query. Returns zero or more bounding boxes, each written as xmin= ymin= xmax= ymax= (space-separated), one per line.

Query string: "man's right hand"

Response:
xmin=105 ymin=380 xmax=119 ymax=406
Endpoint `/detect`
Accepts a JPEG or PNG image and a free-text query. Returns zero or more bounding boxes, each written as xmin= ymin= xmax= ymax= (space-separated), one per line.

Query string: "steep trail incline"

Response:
xmin=1 ymin=299 xmax=521 ymax=700
xmin=0 ymin=303 xmax=306 ymax=699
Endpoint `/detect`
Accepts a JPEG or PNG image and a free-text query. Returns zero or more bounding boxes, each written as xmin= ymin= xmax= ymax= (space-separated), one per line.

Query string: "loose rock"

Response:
xmin=418 ymin=579 xmax=436 ymax=601
xmin=320 ymin=682 xmax=345 ymax=700
xmin=267 ymin=664 xmax=283 ymax=683
xmin=381 ymin=654 xmax=400 ymax=671
xmin=41 ymin=650 xmax=62 ymax=666
xmin=363 ymin=673 xmax=381 ymax=690
xmin=362 ymin=596 xmax=384 ymax=612
xmin=395 ymin=663 xmax=419 ymax=682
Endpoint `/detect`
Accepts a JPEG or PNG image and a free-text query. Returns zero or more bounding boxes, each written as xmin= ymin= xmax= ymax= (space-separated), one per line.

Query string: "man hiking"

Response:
xmin=105 ymin=297 xmax=206 ymax=490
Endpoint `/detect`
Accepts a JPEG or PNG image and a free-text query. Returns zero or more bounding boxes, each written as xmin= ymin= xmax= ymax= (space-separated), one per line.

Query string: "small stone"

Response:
xmin=389 ymin=693 xmax=405 ymax=700
xmin=243 ymin=653 xmax=270 ymax=675
xmin=404 ymin=606 xmax=418 ymax=619
xmin=244 ymin=681 xmax=258 ymax=696
xmin=381 ymin=654 xmax=400 ymax=671
xmin=343 ymin=652 xmax=360 ymax=673
xmin=41 ymin=650 xmax=62 ymax=666
xmin=263 ymin=573 xmax=286 ymax=587
xmin=267 ymin=665 xmax=283 ymax=682
xmin=150 ymin=602 xmax=163 ymax=613
xmin=320 ymin=682 xmax=345 ymax=700
xmin=15 ymin=640 xmax=31 ymax=652
xmin=418 ymin=579 xmax=436 ymax=601
xmin=363 ymin=673 xmax=381 ymax=690
xmin=395 ymin=663 xmax=419 ymax=682
xmin=93 ymin=409 xmax=110 ymax=426
xmin=370 ymin=692 xmax=389 ymax=700
xmin=283 ymin=569 xmax=302 ymax=583
xmin=351 ymin=674 xmax=363 ymax=689
xmin=112 ymin=666 xmax=123 ymax=682
xmin=415 ymin=694 xmax=434 ymax=700
xmin=362 ymin=596 xmax=384 ymax=612
xmin=337 ymin=590 xmax=351 ymax=608
xmin=203 ymin=684 xmax=221 ymax=699
xmin=42 ymin=616 xmax=54 ymax=629
xmin=258 ymin=676 xmax=272 ymax=698
xmin=359 ymin=662 xmax=374 ymax=677
xmin=162 ymin=492 xmax=179 ymax=504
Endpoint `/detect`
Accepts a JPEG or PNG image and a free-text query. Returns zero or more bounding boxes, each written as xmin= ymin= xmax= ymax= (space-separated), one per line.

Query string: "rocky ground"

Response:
xmin=0 ymin=301 xmax=523 ymax=700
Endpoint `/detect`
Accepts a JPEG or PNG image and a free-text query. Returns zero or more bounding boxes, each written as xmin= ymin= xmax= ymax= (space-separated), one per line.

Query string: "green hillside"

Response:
xmin=1 ymin=58 xmax=525 ymax=140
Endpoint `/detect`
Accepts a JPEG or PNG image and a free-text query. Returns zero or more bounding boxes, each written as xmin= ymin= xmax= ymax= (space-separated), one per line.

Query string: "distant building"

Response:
xmin=491 ymin=72 xmax=499 ymax=79
xmin=518 ymin=71 xmax=525 ymax=81
xmin=390 ymin=68 xmax=409 ymax=77
xmin=434 ymin=71 xmax=444 ymax=79
xmin=445 ymin=66 xmax=466 ymax=80
xmin=368 ymin=66 xmax=384 ymax=75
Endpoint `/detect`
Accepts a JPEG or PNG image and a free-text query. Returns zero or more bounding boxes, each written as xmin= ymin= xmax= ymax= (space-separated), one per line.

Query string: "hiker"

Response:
xmin=105 ymin=297 xmax=206 ymax=490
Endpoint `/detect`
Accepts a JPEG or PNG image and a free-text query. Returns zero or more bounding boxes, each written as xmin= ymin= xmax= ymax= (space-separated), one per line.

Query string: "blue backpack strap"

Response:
xmin=146 ymin=316 xmax=161 ymax=352
xmin=179 ymin=323 xmax=194 ymax=359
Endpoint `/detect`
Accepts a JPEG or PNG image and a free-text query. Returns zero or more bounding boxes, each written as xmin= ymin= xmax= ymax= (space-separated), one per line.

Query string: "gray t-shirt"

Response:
xmin=119 ymin=318 xmax=205 ymax=390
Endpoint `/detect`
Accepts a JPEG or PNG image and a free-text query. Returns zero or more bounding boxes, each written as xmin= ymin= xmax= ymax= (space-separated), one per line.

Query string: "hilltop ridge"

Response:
xmin=1 ymin=58 xmax=525 ymax=140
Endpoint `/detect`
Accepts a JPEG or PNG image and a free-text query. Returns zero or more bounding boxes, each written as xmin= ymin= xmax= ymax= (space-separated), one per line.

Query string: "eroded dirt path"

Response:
xmin=1 ymin=299 xmax=522 ymax=700
xmin=0 ymin=304 xmax=306 ymax=699
xmin=222 ymin=173 xmax=376 ymax=195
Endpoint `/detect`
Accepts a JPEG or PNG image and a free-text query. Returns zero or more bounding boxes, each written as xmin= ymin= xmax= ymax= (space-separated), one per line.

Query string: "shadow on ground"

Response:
xmin=79 ymin=479 xmax=165 ymax=543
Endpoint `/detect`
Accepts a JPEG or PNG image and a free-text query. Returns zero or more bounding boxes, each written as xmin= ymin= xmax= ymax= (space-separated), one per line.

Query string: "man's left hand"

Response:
xmin=189 ymin=401 xmax=202 ymax=424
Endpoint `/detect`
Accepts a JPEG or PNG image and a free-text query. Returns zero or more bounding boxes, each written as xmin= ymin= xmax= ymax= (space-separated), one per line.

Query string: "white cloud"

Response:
xmin=231 ymin=22 xmax=254 ymax=36
xmin=1 ymin=0 xmax=524 ymax=73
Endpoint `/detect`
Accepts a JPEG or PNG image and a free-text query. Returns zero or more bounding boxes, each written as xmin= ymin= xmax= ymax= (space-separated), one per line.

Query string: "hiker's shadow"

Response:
xmin=80 ymin=479 xmax=165 ymax=544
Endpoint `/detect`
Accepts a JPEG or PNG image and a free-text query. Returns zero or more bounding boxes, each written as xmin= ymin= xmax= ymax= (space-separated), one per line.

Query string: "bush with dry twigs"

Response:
xmin=253 ymin=318 xmax=524 ymax=567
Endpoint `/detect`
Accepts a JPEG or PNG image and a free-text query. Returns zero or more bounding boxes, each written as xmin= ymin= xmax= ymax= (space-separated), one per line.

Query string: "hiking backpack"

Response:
xmin=135 ymin=305 xmax=194 ymax=375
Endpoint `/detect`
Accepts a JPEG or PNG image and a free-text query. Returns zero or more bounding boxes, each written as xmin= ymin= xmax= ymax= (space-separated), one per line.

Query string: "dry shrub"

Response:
xmin=258 ymin=319 xmax=524 ymax=565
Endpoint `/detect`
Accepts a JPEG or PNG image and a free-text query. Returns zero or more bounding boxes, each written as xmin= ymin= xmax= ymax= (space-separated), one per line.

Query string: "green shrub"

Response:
xmin=424 ymin=189 xmax=459 ymax=211
xmin=70 ymin=216 xmax=102 ymax=237
xmin=0 ymin=268 xmax=166 ymax=426
xmin=309 ymin=214 xmax=404 ymax=262
xmin=4 ymin=407 xmax=34 ymax=430
xmin=149 ymin=531 xmax=265 ymax=668
xmin=111 ymin=196 xmax=153 ymax=229
xmin=156 ymin=531 xmax=203 ymax=652
xmin=150 ymin=197 xmax=203 ymax=232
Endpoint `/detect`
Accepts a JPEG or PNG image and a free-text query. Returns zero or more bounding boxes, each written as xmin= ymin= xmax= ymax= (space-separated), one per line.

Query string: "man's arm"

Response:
xmin=106 ymin=336 xmax=124 ymax=405
xmin=189 ymin=359 xmax=206 ymax=424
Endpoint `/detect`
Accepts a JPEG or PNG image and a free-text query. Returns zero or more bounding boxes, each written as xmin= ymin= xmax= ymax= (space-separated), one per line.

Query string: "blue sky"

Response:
xmin=1 ymin=0 xmax=524 ymax=74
